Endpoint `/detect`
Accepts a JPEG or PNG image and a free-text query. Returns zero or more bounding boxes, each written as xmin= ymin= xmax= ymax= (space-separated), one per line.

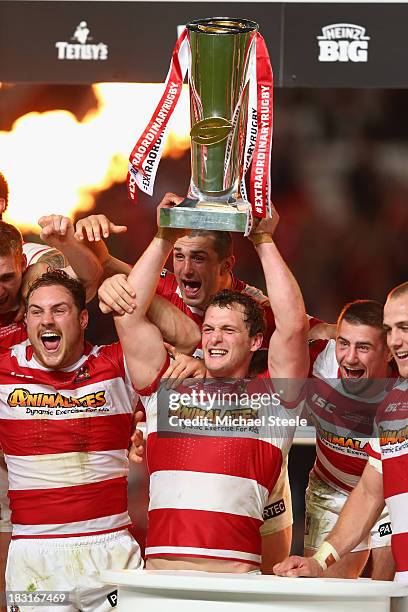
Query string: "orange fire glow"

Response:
xmin=0 ymin=83 xmax=190 ymax=232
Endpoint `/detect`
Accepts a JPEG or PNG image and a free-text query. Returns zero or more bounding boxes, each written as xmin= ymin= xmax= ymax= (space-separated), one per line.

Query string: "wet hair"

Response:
xmin=206 ymin=289 xmax=265 ymax=337
xmin=26 ymin=269 xmax=86 ymax=312
xmin=387 ymin=281 xmax=408 ymax=302
xmin=187 ymin=230 xmax=233 ymax=261
xmin=338 ymin=300 xmax=384 ymax=331
xmin=0 ymin=221 xmax=23 ymax=258
xmin=0 ymin=173 xmax=8 ymax=216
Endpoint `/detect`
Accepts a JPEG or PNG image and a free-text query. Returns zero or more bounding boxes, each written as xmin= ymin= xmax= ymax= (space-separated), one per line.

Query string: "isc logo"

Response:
xmin=311 ymin=393 xmax=335 ymax=414
xmin=317 ymin=23 xmax=370 ymax=63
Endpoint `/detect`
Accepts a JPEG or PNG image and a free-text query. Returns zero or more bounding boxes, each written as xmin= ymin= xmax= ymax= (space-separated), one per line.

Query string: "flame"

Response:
xmin=0 ymin=83 xmax=190 ymax=232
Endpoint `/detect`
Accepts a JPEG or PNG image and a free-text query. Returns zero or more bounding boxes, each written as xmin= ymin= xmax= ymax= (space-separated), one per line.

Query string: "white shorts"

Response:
xmin=260 ymin=456 xmax=293 ymax=536
xmin=0 ymin=461 xmax=11 ymax=533
xmin=304 ymin=471 xmax=392 ymax=552
xmin=6 ymin=530 xmax=142 ymax=612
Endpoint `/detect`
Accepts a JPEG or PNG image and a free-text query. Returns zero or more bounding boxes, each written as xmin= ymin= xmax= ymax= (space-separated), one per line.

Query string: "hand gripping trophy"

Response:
xmin=127 ymin=17 xmax=274 ymax=233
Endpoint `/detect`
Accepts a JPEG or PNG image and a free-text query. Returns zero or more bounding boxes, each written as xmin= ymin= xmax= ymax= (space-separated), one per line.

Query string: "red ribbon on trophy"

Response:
xmin=127 ymin=26 xmax=274 ymax=224
xmin=127 ymin=28 xmax=190 ymax=202
xmin=250 ymin=34 xmax=274 ymax=219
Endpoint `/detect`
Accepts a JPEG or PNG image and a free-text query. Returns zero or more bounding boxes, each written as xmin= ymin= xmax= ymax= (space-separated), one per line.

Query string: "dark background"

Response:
xmin=1 ymin=2 xmax=407 ymax=88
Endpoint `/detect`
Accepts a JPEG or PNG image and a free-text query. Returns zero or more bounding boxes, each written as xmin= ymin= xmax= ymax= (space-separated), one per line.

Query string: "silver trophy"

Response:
xmin=160 ymin=17 xmax=259 ymax=232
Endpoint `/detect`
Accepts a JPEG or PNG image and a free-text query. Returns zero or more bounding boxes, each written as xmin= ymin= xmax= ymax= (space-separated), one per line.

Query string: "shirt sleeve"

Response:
xmin=156 ymin=269 xmax=176 ymax=299
xmin=23 ymin=242 xmax=54 ymax=265
xmin=307 ymin=315 xmax=324 ymax=329
xmin=367 ymin=439 xmax=383 ymax=474
xmin=366 ymin=416 xmax=382 ymax=473
xmin=260 ymin=456 xmax=293 ymax=535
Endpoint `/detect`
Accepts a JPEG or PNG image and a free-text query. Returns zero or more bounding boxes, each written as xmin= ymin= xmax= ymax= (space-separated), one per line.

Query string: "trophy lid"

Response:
xmin=187 ymin=17 xmax=259 ymax=35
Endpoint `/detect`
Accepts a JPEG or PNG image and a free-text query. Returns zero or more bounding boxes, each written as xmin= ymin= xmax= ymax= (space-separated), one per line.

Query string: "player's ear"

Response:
xmin=221 ymin=255 xmax=235 ymax=274
xmin=21 ymin=253 xmax=27 ymax=273
xmin=80 ymin=309 xmax=89 ymax=330
xmin=386 ymin=347 xmax=394 ymax=363
xmin=250 ymin=333 xmax=263 ymax=352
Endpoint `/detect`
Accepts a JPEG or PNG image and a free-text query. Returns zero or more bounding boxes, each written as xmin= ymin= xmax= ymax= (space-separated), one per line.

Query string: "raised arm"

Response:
xmin=273 ymin=462 xmax=384 ymax=577
xmin=109 ymin=194 xmax=186 ymax=390
xmin=99 ymin=273 xmax=201 ymax=356
xmin=74 ymin=214 xmax=132 ymax=279
xmin=74 ymin=193 xmax=183 ymax=280
xmin=111 ymin=232 xmax=184 ymax=390
xmin=248 ymin=212 xmax=309 ymax=385
xmin=38 ymin=215 xmax=102 ymax=301
xmin=148 ymin=294 xmax=201 ymax=354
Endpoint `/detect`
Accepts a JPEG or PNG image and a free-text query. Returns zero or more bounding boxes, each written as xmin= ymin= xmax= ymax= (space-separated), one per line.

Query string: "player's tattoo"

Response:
xmin=38 ymin=250 xmax=68 ymax=269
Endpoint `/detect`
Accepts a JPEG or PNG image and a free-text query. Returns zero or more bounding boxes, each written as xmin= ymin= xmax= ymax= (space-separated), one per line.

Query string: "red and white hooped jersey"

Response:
xmin=368 ymin=378 xmax=408 ymax=583
xmin=0 ymin=340 xmax=137 ymax=539
xmin=307 ymin=339 xmax=392 ymax=494
xmin=139 ymin=366 xmax=303 ymax=567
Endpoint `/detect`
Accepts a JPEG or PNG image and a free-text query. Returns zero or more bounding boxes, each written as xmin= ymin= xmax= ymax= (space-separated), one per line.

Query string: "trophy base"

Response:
xmin=159 ymin=198 xmax=249 ymax=233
